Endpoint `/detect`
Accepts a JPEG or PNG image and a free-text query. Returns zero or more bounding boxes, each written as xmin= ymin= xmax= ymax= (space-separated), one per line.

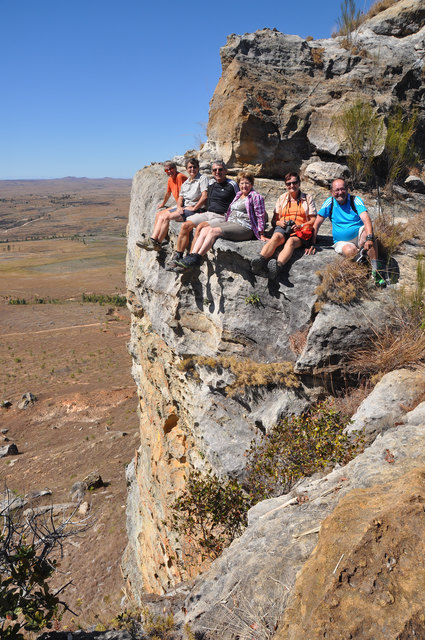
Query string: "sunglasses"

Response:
xmin=286 ymin=181 xmax=299 ymax=186
xmin=164 ymin=168 xmax=175 ymax=173
xmin=212 ymin=168 xmax=224 ymax=173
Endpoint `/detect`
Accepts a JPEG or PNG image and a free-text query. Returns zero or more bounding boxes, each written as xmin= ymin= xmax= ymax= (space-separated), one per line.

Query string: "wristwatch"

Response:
xmin=366 ymin=234 xmax=374 ymax=241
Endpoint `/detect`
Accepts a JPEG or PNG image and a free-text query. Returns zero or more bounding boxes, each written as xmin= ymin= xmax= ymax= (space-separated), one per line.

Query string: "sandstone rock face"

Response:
xmin=276 ymin=468 xmax=425 ymax=640
xmin=202 ymin=0 xmax=424 ymax=178
xmin=176 ymin=402 xmax=425 ymax=638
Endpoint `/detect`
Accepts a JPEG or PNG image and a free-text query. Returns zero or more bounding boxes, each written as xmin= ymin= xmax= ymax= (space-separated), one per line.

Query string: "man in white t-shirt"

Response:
xmin=137 ymin=157 xmax=208 ymax=252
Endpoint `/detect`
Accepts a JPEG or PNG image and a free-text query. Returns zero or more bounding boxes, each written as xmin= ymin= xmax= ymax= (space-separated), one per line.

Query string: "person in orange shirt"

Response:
xmin=157 ymin=160 xmax=187 ymax=209
xmin=251 ymin=171 xmax=317 ymax=280
xmin=137 ymin=161 xmax=187 ymax=251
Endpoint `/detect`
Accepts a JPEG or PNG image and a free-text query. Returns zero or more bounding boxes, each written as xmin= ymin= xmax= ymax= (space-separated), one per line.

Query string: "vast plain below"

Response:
xmin=0 ymin=177 xmax=139 ymax=629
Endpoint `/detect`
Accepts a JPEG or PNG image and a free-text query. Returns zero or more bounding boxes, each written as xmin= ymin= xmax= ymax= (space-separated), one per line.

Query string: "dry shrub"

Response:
xmin=178 ymin=355 xmax=299 ymax=396
xmin=350 ymin=257 xmax=425 ymax=376
xmin=315 ymin=258 xmax=370 ymax=309
xmin=366 ymin=0 xmax=398 ymax=19
xmin=350 ymin=319 xmax=425 ymax=376
xmin=333 ymin=380 xmax=374 ymax=418
xmin=311 ymin=47 xmax=325 ymax=67
xmin=289 ymin=328 xmax=309 ymax=356
xmin=374 ymin=212 xmax=411 ymax=258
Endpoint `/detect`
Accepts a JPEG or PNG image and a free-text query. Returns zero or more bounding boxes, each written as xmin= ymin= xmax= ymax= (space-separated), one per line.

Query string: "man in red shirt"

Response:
xmin=137 ymin=161 xmax=187 ymax=251
xmin=157 ymin=161 xmax=187 ymax=209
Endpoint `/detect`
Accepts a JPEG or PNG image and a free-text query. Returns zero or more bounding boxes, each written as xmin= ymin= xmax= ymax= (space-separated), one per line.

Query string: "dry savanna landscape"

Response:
xmin=0 ymin=177 xmax=138 ymax=630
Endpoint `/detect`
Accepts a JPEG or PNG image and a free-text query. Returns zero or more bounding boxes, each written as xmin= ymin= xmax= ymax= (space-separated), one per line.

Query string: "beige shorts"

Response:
xmin=334 ymin=226 xmax=365 ymax=254
xmin=186 ymin=211 xmax=225 ymax=226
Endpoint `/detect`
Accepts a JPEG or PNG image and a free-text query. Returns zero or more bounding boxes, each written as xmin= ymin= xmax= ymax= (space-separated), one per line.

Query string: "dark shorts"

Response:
xmin=209 ymin=221 xmax=254 ymax=241
xmin=272 ymin=227 xmax=312 ymax=248
xmin=182 ymin=208 xmax=207 ymax=221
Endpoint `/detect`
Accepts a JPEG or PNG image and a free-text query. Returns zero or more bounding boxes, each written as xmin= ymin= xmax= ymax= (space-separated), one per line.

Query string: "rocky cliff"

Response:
xmin=123 ymin=1 xmax=425 ymax=638
xmin=201 ymin=0 xmax=424 ymax=179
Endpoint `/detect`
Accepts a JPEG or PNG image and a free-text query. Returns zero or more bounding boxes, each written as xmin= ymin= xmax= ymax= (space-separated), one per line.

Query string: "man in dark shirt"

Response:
xmin=169 ymin=160 xmax=238 ymax=266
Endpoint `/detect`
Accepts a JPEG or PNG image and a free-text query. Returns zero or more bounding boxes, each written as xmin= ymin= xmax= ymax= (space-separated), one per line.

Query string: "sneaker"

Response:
xmin=251 ymin=255 xmax=268 ymax=275
xmin=354 ymin=247 xmax=368 ymax=265
xmin=372 ymin=270 xmax=386 ymax=288
xmin=267 ymin=259 xmax=283 ymax=280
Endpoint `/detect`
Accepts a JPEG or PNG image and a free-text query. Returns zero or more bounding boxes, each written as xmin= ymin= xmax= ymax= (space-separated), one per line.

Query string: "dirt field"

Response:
xmin=0 ymin=178 xmax=141 ymax=630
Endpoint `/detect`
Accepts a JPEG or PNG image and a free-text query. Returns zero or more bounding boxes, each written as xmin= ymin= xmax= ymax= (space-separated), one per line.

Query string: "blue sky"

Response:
xmin=1 ymin=0 xmax=374 ymax=180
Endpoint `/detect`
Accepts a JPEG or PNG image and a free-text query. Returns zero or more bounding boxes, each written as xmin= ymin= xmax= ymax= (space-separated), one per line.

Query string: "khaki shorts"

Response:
xmin=186 ymin=211 xmax=225 ymax=226
xmin=334 ymin=226 xmax=365 ymax=254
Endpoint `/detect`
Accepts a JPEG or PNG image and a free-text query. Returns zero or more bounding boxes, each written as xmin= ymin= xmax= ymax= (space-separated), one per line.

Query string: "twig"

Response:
xmin=333 ymin=553 xmax=345 ymax=575
xmin=293 ymin=525 xmax=320 ymax=539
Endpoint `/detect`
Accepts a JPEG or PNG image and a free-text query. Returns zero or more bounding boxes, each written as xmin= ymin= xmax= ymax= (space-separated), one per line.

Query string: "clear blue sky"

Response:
xmin=1 ymin=0 xmax=373 ymax=180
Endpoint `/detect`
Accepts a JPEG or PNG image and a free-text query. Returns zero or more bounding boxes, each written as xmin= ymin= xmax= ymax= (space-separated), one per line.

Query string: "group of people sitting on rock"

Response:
xmin=136 ymin=158 xmax=386 ymax=287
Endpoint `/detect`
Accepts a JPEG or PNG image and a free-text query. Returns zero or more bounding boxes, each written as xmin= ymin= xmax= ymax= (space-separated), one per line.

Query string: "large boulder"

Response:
xmin=202 ymin=0 xmax=425 ymax=178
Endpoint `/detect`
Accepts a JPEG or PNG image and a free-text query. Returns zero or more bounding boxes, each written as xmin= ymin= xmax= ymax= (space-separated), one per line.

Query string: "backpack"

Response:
xmin=329 ymin=194 xmax=358 ymax=220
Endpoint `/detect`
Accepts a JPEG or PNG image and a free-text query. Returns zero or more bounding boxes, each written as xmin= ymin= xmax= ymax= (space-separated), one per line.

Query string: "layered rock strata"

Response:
xmin=201 ymin=0 xmax=425 ymax=177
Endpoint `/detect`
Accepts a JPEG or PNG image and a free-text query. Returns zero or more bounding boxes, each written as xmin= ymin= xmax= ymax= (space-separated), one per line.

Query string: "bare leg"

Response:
xmin=176 ymin=220 xmax=195 ymax=253
xmin=276 ymin=236 xmax=303 ymax=265
xmin=261 ymin=233 xmax=286 ymax=259
xmin=193 ymin=227 xmax=222 ymax=255
xmin=190 ymin=221 xmax=210 ymax=252
xmin=152 ymin=210 xmax=184 ymax=243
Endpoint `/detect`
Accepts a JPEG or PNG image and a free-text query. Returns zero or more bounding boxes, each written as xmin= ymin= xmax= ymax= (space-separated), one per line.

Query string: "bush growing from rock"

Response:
xmin=244 ymin=403 xmax=362 ymax=502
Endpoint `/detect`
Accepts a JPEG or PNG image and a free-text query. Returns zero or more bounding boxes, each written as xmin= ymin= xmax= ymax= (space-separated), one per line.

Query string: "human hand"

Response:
xmin=305 ymin=245 xmax=316 ymax=255
xmin=364 ymin=240 xmax=373 ymax=251
xmin=260 ymin=234 xmax=268 ymax=242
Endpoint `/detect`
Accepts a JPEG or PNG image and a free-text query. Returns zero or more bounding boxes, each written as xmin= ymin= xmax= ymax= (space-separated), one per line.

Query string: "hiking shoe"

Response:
xmin=372 ymin=270 xmax=386 ymax=288
xmin=136 ymin=237 xmax=161 ymax=251
xmin=175 ymin=253 xmax=202 ymax=269
xmin=167 ymin=252 xmax=184 ymax=268
xmin=267 ymin=259 xmax=283 ymax=280
xmin=251 ymin=255 xmax=268 ymax=275
xmin=354 ymin=247 xmax=368 ymax=265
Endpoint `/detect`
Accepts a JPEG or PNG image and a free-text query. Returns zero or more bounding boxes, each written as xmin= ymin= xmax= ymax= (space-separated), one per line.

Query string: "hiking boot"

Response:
xmin=354 ymin=247 xmax=368 ymax=265
xmin=267 ymin=259 xmax=283 ymax=280
xmin=175 ymin=253 xmax=202 ymax=269
xmin=251 ymin=255 xmax=268 ymax=275
xmin=136 ymin=237 xmax=161 ymax=252
xmin=167 ymin=252 xmax=184 ymax=269
xmin=372 ymin=270 xmax=386 ymax=288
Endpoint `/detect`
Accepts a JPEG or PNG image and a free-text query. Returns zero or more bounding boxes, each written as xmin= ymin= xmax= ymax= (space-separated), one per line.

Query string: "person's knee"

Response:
xmin=181 ymin=221 xmax=194 ymax=235
xmin=271 ymin=233 xmax=285 ymax=245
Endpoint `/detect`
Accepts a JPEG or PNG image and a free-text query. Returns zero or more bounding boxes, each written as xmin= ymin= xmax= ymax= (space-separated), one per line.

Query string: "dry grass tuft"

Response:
xmin=366 ymin=0 xmax=398 ymax=19
xmin=289 ymin=328 xmax=309 ymax=356
xmin=315 ymin=258 xmax=370 ymax=310
xmin=178 ymin=355 xmax=299 ymax=396
xmin=311 ymin=47 xmax=325 ymax=67
xmin=350 ymin=319 xmax=425 ymax=377
xmin=350 ymin=257 xmax=425 ymax=376
xmin=374 ymin=213 xmax=411 ymax=258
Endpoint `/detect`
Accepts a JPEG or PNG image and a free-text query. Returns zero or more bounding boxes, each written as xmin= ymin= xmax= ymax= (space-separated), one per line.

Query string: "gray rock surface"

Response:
xmin=176 ymin=418 xmax=425 ymax=638
xmin=0 ymin=443 xmax=18 ymax=458
xmin=346 ymin=368 xmax=425 ymax=439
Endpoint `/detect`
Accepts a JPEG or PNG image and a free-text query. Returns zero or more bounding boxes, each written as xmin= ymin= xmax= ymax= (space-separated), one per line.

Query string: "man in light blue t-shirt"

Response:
xmin=307 ymin=178 xmax=385 ymax=286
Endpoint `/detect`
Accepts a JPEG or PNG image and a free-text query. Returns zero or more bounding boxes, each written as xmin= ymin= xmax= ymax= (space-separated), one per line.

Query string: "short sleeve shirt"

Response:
xmin=179 ymin=173 xmax=209 ymax=207
xmin=207 ymin=179 xmax=238 ymax=214
xmin=318 ymin=195 xmax=367 ymax=242
xmin=168 ymin=172 xmax=187 ymax=202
